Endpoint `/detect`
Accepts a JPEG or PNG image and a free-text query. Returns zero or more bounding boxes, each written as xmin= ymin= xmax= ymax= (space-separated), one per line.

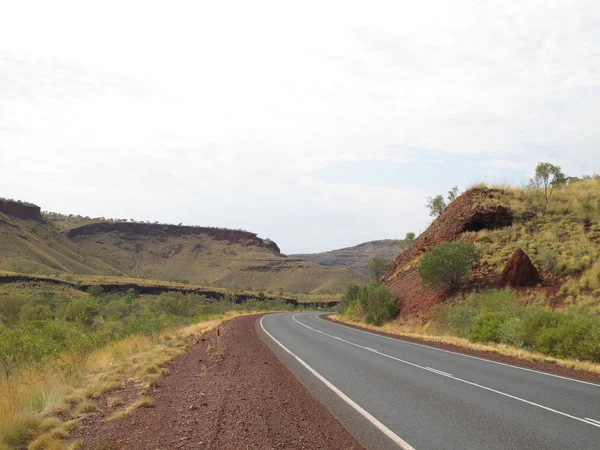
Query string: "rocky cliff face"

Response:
xmin=66 ymin=222 xmax=281 ymax=253
xmin=0 ymin=199 xmax=43 ymax=221
xmin=382 ymin=189 xmax=514 ymax=315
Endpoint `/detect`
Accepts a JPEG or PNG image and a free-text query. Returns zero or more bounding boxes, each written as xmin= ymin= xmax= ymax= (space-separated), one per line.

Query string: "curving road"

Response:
xmin=257 ymin=312 xmax=600 ymax=450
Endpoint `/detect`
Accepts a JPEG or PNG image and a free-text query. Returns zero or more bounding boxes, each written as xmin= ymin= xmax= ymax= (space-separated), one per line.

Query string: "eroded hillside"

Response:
xmin=0 ymin=199 xmax=124 ymax=276
xmin=1 ymin=199 xmax=368 ymax=295
xmin=65 ymin=222 xmax=368 ymax=295
xmin=382 ymin=180 xmax=600 ymax=316
xmin=292 ymin=239 xmax=400 ymax=275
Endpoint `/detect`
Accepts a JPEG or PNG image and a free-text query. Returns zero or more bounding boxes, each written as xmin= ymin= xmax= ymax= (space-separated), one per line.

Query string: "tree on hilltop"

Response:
xmin=397 ymin=232 xmax=416 ymax=250
xmin=426 ymin=195 xmax=447 ymax=217
xmin=426 ymin=186 xmax=460 ymax=217
xmin=531 ymin=162 xmax=566 ymax=216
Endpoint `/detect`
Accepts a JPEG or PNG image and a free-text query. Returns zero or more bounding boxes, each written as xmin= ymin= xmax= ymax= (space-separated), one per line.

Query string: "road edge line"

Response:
xmin=259 ymin=315 xmax=415 ymax=450
xmin=317 ymin=314 xmax=600 ymax=388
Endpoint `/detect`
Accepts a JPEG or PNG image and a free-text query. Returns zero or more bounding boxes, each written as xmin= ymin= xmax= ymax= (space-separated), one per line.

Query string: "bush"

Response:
xmin=419 ymin=242 xmax=479 ymax=288
xmin=476 ymin=289 xmax=521 ymax=315
xmin=449 ymin=305 xmax=478 ymax=338
xmin=87 ymin=285 xmax=104 ymax=298
xmin=468 ymin=313 xmax=509 ymax=343
xmin=498 ymin=317 xmax=525 ymax=347
xmin=365 ymin=301 xmax=399 ymax=326
xmin=342 ymin=282 xmax=399 ymax=326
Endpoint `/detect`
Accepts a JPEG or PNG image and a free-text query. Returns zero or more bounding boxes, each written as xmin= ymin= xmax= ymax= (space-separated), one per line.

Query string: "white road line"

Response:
xmin=424 ymin=367 xmax=453 ymax=377
xmin=293 ymin=313 xmax=600 ymax=430
xmin=315 ymin=314 xmax=600 ymax=388
xmin=584 ymin=418 xmax=600 ymax=427
xmin=260 ymin=315 xmax=416 ymax=450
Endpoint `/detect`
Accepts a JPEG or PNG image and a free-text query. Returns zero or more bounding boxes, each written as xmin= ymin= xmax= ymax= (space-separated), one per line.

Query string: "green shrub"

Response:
xmin=498 ymin=317 xmax=525 ymax=347
xmin=365 ymin=301 xmax=400 ymax=326
xmin=477 ymin=289 xmax=521 ymax=315
xmin=468 ymin=313 xmax=509 ymax=343
xmin=419 ymin=242 xmax=479 ymax=288
xmin=538 ymin=246 xmax=558 ymax=272
xmin=520 ymin=308 xmax=563 ymax=348
xmin=342 ymin=282 xmax=398 ymax=326
xmin=449 ymin=305 xmax=478 ymax=338
xmin=87 ymin=285 xmax=104 ymax=298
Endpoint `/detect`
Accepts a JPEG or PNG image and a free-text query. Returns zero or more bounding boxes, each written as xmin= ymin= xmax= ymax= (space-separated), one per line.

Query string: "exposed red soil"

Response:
xmin=322 ymin=315 xmax=600 ymax=384
xmin=74 ymin=314 xmax=363 ymax=450
xmin=382 ymin=189 xmax=513 ymax=315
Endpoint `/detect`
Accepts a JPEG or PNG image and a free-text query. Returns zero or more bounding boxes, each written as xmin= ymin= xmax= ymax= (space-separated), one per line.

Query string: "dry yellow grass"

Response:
xmin=330 ymin=315 xmax=600 ymax=376
xmin=0 ymin=212 xmax=123 ymax=277
xmin=0 ymin=311 xmax=254 ymax=450
xmin=68 ymin=227 xmax=367 ymax=294
xmin=3 ymin=205 xmax=367 ymax=295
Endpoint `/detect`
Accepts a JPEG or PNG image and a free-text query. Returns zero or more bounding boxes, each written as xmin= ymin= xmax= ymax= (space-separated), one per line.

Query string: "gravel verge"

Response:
xmin=75 ymin=314 xmax=363 ymax=449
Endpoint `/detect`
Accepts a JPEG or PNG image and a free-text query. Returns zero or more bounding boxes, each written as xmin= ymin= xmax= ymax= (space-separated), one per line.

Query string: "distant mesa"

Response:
xmin=66 ymin=221 xmax=280 ymax=252
xmin=0 ymin=198 xmax=368 ymax=294
xmin=500 ymin=248 xmax=540 ymax=287
xmin=292 ymin=239 xmax=400 ymax=275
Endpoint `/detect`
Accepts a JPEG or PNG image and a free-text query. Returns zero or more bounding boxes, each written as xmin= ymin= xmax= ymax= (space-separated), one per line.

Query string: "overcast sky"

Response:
xmin=1 ymin=1 xmax=599 ymax=253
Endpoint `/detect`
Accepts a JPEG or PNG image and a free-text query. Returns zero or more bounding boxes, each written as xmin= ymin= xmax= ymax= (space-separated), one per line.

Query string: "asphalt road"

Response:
xmin=258 ymin=312 xmax=600 ymax=450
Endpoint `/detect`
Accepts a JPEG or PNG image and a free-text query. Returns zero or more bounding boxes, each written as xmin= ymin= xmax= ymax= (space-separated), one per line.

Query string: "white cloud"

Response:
xmin=1 ymin=0 xmax=599 ymax=252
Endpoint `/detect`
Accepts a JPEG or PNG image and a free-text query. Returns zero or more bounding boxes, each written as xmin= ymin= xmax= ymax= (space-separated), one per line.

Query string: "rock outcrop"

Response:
xmin=500 ymin=248 xmax=540 ymax=287
xmin=382 ymin=188 xmax=514 ymax=315
xmin=66 ymin=222 xmax=280 ymax=252
xmin=0 ymin=199 xmax=43 ymax=221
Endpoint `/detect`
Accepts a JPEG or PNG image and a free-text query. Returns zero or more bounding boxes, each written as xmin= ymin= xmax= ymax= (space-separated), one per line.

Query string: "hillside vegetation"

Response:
xmin=344 ymin=171 xmax=600 ymax=367
xmin=0 ymin=200 xmax=123 ymax=277
xmin=0 ymin=281 xmax=306 ymax=449
xmin=382 ymin=177 xmax=600 ymax=314
xmin=66 ymin=222 xmax=368 ymax=294
xmin=0 ymin=199 xmax=368 ymax=295
xmin=292 ymin=239 xmax=401 ymax=275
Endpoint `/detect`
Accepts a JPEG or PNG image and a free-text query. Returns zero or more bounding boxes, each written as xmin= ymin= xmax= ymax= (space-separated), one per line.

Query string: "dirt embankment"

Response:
xmin=76 ymin=314 xmax=363 ymax=450
xmin=382 ymin=189 xmax=513 ymax=315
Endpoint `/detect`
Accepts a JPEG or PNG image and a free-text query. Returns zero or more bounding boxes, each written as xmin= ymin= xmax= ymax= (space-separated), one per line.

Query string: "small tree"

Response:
xmin=447 ymin=186 xmax=459 ymax=202
xmin=419 ymin=242 xmax=479 ymax=289
xmin=532 ymin=162 xmax=566 ymax=216
xmin=426 ymin=195 xmax=447 ymax=217
xmin=87 ymin=285 xmax=104 ymax=298
xmin=397 ymin=232 xmax=416 ymax=250
xmin=366 ymin=257 xmax=391 ymax=282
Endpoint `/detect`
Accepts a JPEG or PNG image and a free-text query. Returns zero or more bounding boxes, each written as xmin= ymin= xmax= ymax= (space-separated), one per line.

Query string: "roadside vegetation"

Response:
xmin=341 ymin=163 xmax=600 ymax=371
xmin=0 ymin=287 xmax=307 ymax=449
xmin=430 ymin=289 xmax=600 ymax=363
xmin=339 ymin=282 xmax=399 ymax=326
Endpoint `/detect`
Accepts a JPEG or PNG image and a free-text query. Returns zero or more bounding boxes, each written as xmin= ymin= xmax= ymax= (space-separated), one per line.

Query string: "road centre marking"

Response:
xmin=315 ymin=314 xmax=600 ymax=389
xmin=424 ymin=367 xmax=453 ymax=377
xmin=260 ymin=315 xmax=416 ymax=450
xmin=294 ymin=314 xmax=600 ymax=430
xmin=583 ymin=418 xmax=600 ymax=428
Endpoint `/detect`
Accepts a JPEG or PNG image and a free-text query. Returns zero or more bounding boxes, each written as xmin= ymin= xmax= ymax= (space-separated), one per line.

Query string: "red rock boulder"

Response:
xmin=500 ymin=248 xmax=540 ymax=287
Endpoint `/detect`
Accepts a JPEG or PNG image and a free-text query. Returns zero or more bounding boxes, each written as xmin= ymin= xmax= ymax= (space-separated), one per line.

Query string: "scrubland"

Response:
xmin=340 ymin=177 xmax=600 ymax=370
xmin=0 ymin=285 xmax=306 ymax=449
